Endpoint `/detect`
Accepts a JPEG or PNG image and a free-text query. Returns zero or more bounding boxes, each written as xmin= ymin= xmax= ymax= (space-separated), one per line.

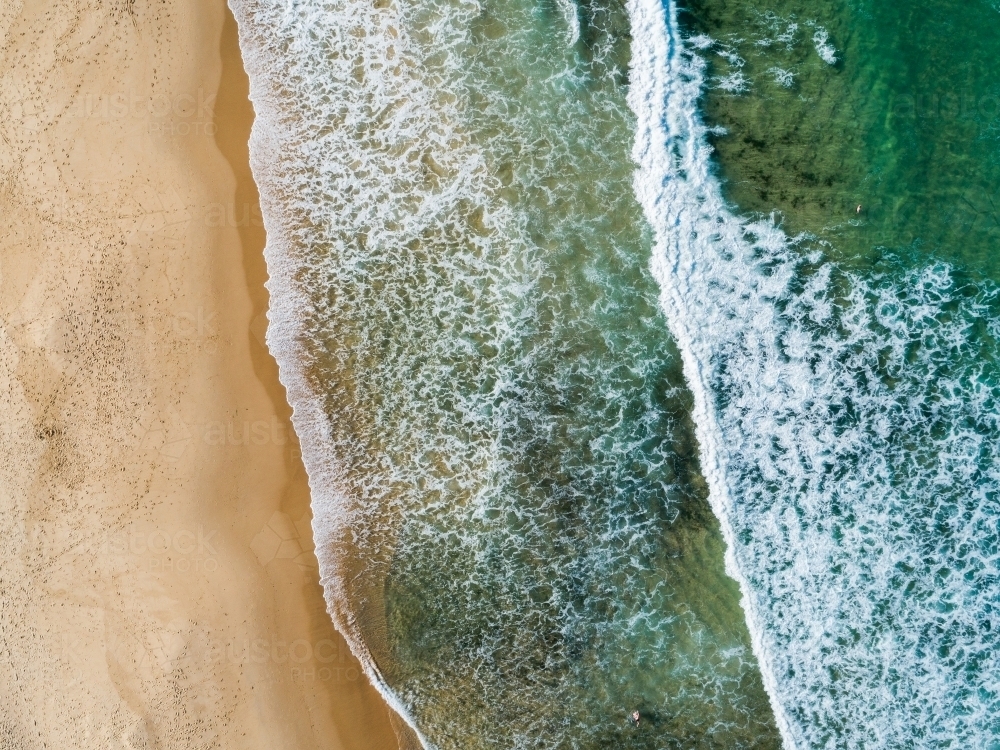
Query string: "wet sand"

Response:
xmin=0 ymin=1 xmax=400 ymax=747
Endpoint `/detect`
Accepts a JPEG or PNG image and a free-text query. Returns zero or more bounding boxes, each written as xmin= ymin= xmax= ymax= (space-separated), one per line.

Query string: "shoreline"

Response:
xmin=224 ymin=0 xmax=430 ymax=746
xmin=0 ymin=1 xmax=401 ymax=747
xmin=215 ymin=6 xmax=406 ymax=748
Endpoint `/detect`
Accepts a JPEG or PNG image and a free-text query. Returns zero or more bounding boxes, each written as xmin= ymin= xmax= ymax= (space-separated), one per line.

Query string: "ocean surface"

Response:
xmin=230 ymin=0 xmax=1000 ymax=746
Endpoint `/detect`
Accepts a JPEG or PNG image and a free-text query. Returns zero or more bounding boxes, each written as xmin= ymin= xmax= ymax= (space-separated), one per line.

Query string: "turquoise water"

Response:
xmin=231 ymin=0 xmax=1000 ymax=746
xmin=683 ymin=0 xmax=1000 ymax=273
xmin=632 ymin=0 xmax=1000 ymax=745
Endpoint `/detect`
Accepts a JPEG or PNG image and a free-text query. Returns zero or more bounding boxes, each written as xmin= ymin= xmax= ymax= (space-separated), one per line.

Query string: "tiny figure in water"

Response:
xmin=856 ymin=204 xmax=862 ymax=214
xmin=629 ymin=710 xmax=641 ymax=727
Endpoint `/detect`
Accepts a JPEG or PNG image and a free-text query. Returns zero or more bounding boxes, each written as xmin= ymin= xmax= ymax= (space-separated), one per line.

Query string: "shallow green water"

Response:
xmin=374 ymin=1 xmax=780 ymax=746
xmin=235 ymin=0 xmax=782 ymax=744
xmin=681 ymin=0 xmax=1000 ymax=275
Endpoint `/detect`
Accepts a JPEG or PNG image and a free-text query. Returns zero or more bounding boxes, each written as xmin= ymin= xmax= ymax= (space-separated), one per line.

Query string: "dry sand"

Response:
xmin=0 ymin=1 xmax=402 ymax=747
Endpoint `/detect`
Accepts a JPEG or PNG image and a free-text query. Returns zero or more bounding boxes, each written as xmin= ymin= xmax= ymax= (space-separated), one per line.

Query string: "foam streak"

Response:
xmin=627 ymin=0 xmax=1000 ymax=746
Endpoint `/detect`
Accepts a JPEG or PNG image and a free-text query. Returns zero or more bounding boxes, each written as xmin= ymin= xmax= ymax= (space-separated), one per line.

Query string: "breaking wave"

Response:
xmin=629 ymin=0 xmax=1000 ymax=746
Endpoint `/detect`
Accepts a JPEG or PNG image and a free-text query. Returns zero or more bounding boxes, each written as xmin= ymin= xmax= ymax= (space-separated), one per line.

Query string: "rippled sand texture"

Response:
xmin=0 ymin=1 xmax=398 ymax=747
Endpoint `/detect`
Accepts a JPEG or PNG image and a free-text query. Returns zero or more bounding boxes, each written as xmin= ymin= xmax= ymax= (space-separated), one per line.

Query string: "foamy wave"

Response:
xmin=812 ymin=27 xmax=838 ymax=65
xmin=555 ymin=0 xmax=580 ymax=46
xmin=767 ymin=66 xmax=795 ymax=88
xmin=226 ymin=0 xmax=456 ymax=744
xmin=228 ymin=0 xmax=781 ymax=745
xmin=628 ymin=0 xmax=1000 ymax=746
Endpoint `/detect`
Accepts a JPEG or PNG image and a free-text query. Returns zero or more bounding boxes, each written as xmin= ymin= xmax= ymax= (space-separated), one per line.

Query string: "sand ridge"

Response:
xmin=0 ymin=0 xmax=400 ymax=747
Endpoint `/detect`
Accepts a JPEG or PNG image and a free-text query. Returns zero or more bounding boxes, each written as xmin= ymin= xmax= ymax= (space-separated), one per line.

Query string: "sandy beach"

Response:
xmin=0 ymin=1 xmax=400 ymax=747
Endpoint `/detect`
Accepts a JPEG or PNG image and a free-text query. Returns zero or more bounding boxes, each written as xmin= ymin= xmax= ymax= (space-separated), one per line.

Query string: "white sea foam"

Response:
xmin=812 ymin=27 xmax=838 ymax=65
xmin=767 ymin=66 xmax=795 ymax=88
xmin=228 ymin=0 xmax=714 ymax=745
xmin=715 ymin=71 xmax=750 ymax=93
xmin=555 ymin=0 xmax=581 ymax=46
xmin=628 ymin=0 xmax=1000 ymax=747
xmin=232 ymin=0 xmax=1000 ymax=742
xmin=227 ymin=0 xmax=781 ymax=745
xmin=754 ymin=13 xmax=798 ymax=50
xmin=226 ymin=0 xmax=462 ymax=744
xmin=712 ymin=45 xmax=750 ymax=92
